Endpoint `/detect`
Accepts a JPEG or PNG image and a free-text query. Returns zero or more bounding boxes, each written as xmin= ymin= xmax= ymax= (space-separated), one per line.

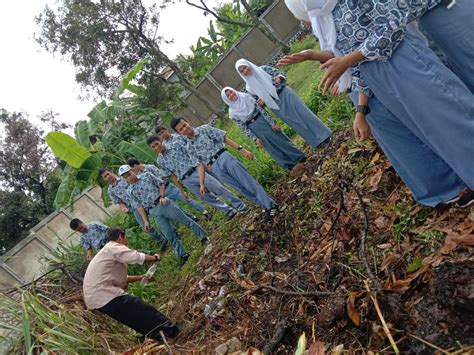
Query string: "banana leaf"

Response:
xmin=117 ymin=140 xmax=156 ymax=163
xmin=45 ymin=132 xmax=91 ymax=168
xmin=113 ymin=57 xmax=151 ymax=100
xmin=74 ymin=120 xmax=91 ymax=148
xmin=76 ymin=154 xmax=102 ymax=182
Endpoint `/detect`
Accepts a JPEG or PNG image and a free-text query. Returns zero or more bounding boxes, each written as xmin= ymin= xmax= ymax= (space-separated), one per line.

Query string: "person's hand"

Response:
xmin=200 ymin=185 xmax=208 ymax=195
xmin=206 ymin=164 xmax=212 ymax=173
xmin=271 ymin=124 xmax=281 ymax=131
xmin=86 ymin=253 xmax=93 ymax=262
xmin=143 ymin=220 xmax=150 ymax=232
xmin=330 ymin=84 xmax=342 ymax=97
xmin=255 ymin=138 xmax=263 ymax=148
xmin=257 ymin=98 xmax=265 ymax=106
xmin=277 ymin=50 xmax=314 ymax=66
xmin=243 ymin=149 xmax=254 ymax=159
xmin=353 ymin=113 xmax=371 ymax=141
xmin=274 ymin=76 xmax=282 ymax=85
xmin=153 ymin=254 xmax=161 ymax=262
xmin=319 ymin=56 xmax=352 ymax=95
xmin=120 ymin=205 xmax=130 ymax=213
xmin=159 ymin=196 xmax=168 ymax=206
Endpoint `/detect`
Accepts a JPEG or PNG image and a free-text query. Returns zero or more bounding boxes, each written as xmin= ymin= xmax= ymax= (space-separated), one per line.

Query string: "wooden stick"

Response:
xmin=364 ymin=280 xmax=399 ymax=354
xmin=262 ymin=318 xmax=290 ymax=355
xmin=408 ymin=333 xmax=450 ymax=354
xmin=160 ymin=330 xmax=174 ymax=355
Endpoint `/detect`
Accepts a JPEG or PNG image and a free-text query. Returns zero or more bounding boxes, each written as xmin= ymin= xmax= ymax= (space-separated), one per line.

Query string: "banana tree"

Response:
xmin=47 ymin=59 xmax=173 ymax=208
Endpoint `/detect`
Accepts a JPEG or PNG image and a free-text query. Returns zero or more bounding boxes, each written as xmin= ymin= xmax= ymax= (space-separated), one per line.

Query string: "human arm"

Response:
xmin=353 ymin=92 xmax=371 ymax=141
xmin=319 ymin=51 xmax=366 ymax=95
xmin=234 ymin=117 xmax=258 ymax=141
xmin=86 ymin=248 xmax=94 ymax=261
xmin=159 ymin=184 xmax=168 ymax=205
xmin=276 ymin=50 xmax=335 ymax=67
xmin=198 ymin=164 xmax=207 ymax=195
xmin=224 ymin=137 xmax=253 ymax=159
xmin=261 ymin=65 xmax=287 ymax=87
xmin=137 ymin=207 xmax=150 ymax=231
xmin=118 ymin=202 xmax=129 ymax=213
xmin=171 ymin=174 xmax=188 ymax=201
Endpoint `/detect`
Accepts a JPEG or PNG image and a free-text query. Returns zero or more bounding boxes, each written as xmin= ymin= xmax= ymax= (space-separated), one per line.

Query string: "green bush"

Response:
xmin=289 ymin=34 xmax=318 ymax=53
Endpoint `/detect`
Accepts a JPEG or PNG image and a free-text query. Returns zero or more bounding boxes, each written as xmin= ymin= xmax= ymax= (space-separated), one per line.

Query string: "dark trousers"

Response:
xmin=98 ymin=295 xmax=179 ymax=341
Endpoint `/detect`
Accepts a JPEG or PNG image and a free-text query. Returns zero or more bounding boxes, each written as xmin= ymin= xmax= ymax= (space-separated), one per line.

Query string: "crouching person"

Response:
xmin=83 ymin=227 xmax=180 ymax=341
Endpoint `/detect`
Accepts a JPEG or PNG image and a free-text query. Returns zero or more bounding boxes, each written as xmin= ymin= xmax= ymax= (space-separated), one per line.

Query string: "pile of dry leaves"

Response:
xmin=156 ymin=131 xmax=474 ymax=354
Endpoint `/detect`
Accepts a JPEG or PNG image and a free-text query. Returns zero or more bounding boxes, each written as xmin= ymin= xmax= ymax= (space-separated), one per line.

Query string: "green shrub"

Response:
xmin=289 ymin=34 xmax=318 ymax=53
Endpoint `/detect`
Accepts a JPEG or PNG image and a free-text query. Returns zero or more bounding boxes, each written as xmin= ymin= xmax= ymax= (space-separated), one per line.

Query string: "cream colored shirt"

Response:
xmin=83 ymin=241 xmax=145 ymax=309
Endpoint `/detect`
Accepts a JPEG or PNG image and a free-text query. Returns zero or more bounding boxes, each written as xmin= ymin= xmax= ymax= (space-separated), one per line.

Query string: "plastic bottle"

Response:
xmin=140 ymin=263 xmax=158 ymax=285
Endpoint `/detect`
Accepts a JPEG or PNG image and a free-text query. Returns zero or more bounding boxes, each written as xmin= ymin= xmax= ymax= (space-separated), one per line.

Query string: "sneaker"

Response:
xmin=201 ymin=238 xmax=210 ymax=246
xmin=265 ymin=206 xmax=279 ymax=219
xmin=443 ymin=195 xmax=461 ymax=205
xmin=203 ymin=211 xmax=212 ymax=220
xmin=177 ymin=254 xmax=189 ymax=269
xmin=239 ymin=206 xmax=251 ymax=214
xmin=191 ymin=215 xmax=199 ymax=222
xmin=159 ymin=242 xmax=168 ymax=253
xmin=457 ymin=190 xmax=474 ymax=208
xmin=227 ymin=210 xmax=238 ymax=220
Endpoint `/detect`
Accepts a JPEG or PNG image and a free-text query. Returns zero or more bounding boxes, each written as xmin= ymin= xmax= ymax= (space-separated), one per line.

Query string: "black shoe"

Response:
xmin=159 ymin=242 xmax=168 ymax=253
xmin=457 ymin=190 xmax=474 ymax=208
xmin=239 ymin=206 xmax=251 ymax=214
xmin=265 ymin=206 xmax=278 ymax=219
xmin=227 ymin=210 xmax=238 ymax=220
xmin=203 ymin=211 xmax=212 ymax=220
xmin=191 ymin=215 xmax=199 ymax=222
xmin=201 ymin=238 xmax=210 ymax=246
xmin=178 ymin=254 xmax=189 ymax=269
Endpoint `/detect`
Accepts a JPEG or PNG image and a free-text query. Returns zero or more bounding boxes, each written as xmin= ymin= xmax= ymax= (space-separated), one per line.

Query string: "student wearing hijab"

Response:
xmin=221 ymin=86 xmax=305 ymax=170
xmin=235 ymin=58 xmax=332 ymax=149
xmin=282 ymin=0 xmax=473 ymax=208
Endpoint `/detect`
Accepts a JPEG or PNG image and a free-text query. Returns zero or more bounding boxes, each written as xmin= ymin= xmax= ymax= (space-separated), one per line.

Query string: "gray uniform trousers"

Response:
xmin=210 ymin=151 xmax=276 ymax=209
xmin=182 ymin=169 xmax=246 ymax=216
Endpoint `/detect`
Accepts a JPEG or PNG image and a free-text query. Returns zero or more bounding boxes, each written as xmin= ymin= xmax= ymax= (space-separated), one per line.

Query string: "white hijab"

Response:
xmin=235 ymin=59 xmax=280 ymax=110
xmin=221 ymin=87 xmax=257 ymax=122
xmin=285 ymin=0 xmax=352 ymax=92
xmin=284 ymin=0 xmax=310 ymax=21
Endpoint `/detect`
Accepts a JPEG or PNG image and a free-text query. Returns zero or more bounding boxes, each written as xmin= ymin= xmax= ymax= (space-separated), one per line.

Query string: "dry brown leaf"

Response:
xmin=346 ymin=293 xmax=361 ymax=326
xmin=308 ymin=341 xmax=326 ymax=355
xmin=368 ymin=169 xmax=383 ymax=192
xmin=374 ymin=216 xmax=390 ymax=230
xmin=441 ymin=233 xmax=474 ymax=254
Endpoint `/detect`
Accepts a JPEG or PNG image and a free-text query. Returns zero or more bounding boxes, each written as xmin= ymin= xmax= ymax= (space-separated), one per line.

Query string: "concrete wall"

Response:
xmin=178 ymin=0 xmax=300 ymax=123
xmin=0 ymin=186 xmax=117 ymax=290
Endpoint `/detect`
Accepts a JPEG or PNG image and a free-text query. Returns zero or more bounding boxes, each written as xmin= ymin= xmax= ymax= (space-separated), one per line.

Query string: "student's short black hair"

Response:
xmin=98 ymin=168 xmax=111 ymax=178
xmin=106 ymin=227 xmax=125 ymax=242
xmin=170 ymin=116 xmax=185 ymax=131
xmin=146 ymin=135 xmax=160 ymax=146
xmin=154 ymin=125 xmax=168 ymax=135
xmin=69 ymin=218 xmax=83 ymax=231
xmin=127 ymin=158 xmax=140 ymax=167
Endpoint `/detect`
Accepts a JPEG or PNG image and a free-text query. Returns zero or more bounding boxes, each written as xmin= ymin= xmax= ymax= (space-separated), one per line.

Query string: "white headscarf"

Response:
xmin=221 ymin=87 xmax=257 ymax=122
xmin=285 ymin=0 xmax=352 ymax=92
xmin=235 ymin=59 xmax=280 ymax=110
xmin=304 ymin=0 xmax=352 ymax=91
xmin=284 ymin=0 xmax=310 ymax=21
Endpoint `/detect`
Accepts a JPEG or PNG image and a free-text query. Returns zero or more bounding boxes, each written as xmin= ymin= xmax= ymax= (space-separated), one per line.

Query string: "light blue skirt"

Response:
xmin=271 ymin=86 xmax=332 ymax=148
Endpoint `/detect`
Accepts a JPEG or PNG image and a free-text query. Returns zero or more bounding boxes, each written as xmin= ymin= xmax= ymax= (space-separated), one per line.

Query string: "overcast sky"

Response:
xmin=0 ymin=0 xmax=222 ymax=131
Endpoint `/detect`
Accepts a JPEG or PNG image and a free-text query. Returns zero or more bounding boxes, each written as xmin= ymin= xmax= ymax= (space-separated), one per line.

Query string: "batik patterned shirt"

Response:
xmin=80 ymin=221 xmax=109 ymax=250
xmin=108 ymin=177 xmax=132 ymax=207
xmin=127 ymin=172 xmax=165 ymax=209
xmin=183 ymin=125 xmax=226 ymax=163
xmin=261 ymin=66 xmax=287 ymax=92
xmin=158 ymin=135 xmax=202 ymax=180
xmin=143 ymin=164 xmax=166 ymax=178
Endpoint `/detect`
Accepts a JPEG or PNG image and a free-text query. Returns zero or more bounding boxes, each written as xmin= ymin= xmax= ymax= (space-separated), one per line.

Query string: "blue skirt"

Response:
xmin=349 ymin=92 xmax=464 ymax=207
xmin=271 ymin=86 xmax=332 ymax=148
xmin=360 ymin=32 xmax=474 ymax=190
xmin=248 ymin=113 xmax=305 ymax=169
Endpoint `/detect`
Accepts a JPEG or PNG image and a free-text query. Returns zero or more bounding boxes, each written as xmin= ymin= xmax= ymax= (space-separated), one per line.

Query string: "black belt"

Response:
xmin=181 ymin=166 xmax=197 ymax=181
xmin=245 ymin=110 xmax=261 ymax=126
xmin=208 ymin=148 xmax=227 ymax=165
